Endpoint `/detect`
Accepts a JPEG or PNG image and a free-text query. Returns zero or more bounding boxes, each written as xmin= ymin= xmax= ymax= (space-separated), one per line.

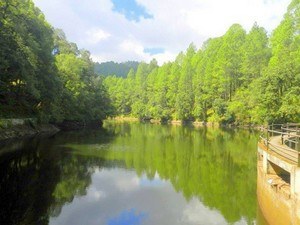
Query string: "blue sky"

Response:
xmin=111 ymin=0 xmax=153 ymax=21
xmin=107 ymin=209 xmax=146 ymax=225
xmin=33 ymin=0 xmax=291 ymax=65
xmin=144 ymin=47 xmax=164 ymax=55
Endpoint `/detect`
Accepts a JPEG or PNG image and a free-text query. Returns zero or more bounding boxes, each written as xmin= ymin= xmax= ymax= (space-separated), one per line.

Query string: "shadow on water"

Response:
xmin=0 ymin=128 xmax=115 ymax=225
xmin=0 ymin=123 xmax=262 ymax=225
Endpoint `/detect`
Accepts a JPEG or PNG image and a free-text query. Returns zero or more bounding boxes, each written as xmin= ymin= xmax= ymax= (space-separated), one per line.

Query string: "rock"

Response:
xmin=0 ymin=120 xmax=60 ymax=142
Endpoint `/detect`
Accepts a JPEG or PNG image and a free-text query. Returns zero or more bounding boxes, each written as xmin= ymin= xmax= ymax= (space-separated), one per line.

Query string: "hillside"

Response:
xmin=94 ymin=61 xmax=139 ymax=77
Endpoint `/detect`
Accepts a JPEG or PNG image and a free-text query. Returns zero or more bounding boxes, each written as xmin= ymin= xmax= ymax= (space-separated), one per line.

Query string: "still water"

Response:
xmin=0 ymin=123 xmax=268 ymax=225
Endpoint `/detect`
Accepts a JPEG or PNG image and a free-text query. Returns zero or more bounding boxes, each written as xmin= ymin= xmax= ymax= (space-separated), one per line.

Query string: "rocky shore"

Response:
xmin=0 ymin=118 xmax=105 ymax=142
xmin=0 ymin=119 xmax=60 ymax=142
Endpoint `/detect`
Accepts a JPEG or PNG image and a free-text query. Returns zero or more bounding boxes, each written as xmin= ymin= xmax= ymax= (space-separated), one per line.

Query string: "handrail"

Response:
xmin=260 ymin=123 xmax=300 ymax=165
xmin=266 ymin=129 xmax=300 ymax=138
xmin=282 ymin=127 xmax=299 ymax=132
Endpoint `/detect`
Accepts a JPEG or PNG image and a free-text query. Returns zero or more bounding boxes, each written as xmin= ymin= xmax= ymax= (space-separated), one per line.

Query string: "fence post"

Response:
xmin=271 ymin=123 xmax=273 ymax=137
xmin=266 ymin=125 xmax=269 ymax=150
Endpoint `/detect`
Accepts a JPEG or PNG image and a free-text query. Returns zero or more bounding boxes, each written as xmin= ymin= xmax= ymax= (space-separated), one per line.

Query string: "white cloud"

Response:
xmin=153 ymin=51 xmax=177 ymax=65
xmin=120 ymin=39 xmax=144 ymax=55
xmin=86 ymin=186 xmax=106 ymax=201
xmin=115 ymin=174 xmax=140 ymax=191
xmin=86 ymin=28 xmax=111 ymax=44
xmin=33 ymin=0 xmax=291 ymax=65
xmin=181 ymin=198 xmax=226 ymax=224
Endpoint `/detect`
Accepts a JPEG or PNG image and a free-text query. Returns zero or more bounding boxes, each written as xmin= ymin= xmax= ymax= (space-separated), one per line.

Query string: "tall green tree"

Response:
xmin=175 ymin=44 xmax=196 ymax=120
xmin=259 ymin=0 xmax=300 ymax=122
xmin=228 ymin=24 xmax=271 ymax=124
xmin=103 ymin=1 xmax=299 ymax=124
xmin=0 ymin=0 xmax=62 ymax=120
xmin=54 ymin=31 xmax=112 ymax=122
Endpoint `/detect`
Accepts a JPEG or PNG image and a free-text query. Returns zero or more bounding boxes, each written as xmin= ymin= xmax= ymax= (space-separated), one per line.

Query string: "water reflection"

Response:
xmin=0 ymin=123 xmax=260 ymax=225
xmin=69 ymin=123 xmax=258 ymax=224
xmin=0 ymin=129 xmax=112 ymax=225
xmin=50 ymin=168 xmax=238 ymax=225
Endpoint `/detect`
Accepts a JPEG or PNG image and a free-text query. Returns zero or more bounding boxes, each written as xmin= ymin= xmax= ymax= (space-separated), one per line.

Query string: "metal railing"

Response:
xmin=259 ymin=123 xmax=300 ymax=165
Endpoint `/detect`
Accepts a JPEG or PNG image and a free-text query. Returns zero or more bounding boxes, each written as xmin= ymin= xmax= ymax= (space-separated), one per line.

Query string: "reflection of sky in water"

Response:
xmin=107 ymin=209 xmax=146 ymax=225
xmin=139 ymin=173 xmax=165 ymax=187
xmin=49 ymin=168 xmax=245 ymax=225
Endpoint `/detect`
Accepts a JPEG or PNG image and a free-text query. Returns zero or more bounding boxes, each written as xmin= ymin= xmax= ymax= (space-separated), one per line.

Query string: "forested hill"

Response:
xmin=94 ymin=61 xmax=139 ymax=77
xmin=104 ymin=0 xmax=300 ymax=125
xmin=0 ymin=0 xmax=299 ymax=126
xmin=0 ymin=0 xmax=112 ymax=122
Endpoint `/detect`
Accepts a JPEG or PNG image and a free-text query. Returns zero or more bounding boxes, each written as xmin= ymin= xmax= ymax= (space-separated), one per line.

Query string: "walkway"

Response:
xmin=260 ymin=124 xmax=300 ymax=165
xmin=268 ymin=134 xmax=299 ymax=165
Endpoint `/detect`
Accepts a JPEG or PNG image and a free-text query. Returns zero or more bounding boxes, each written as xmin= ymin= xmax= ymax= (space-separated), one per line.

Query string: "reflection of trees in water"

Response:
xmin=0 ymin=138 xmax=61 ymax=225
xmin=99 ymin=123 xmax=258 ymax=224
xmin=0 ymin=129 xmax=114 ymax=225
xmin=0 ymin=124 xmax=258 ymax=225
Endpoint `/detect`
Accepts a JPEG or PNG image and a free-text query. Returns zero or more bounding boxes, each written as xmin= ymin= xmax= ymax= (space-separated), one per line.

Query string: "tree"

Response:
xmin=52 ymin=29 xmax=112 ymax=122
xmin=0 ymin=0 xmax=63 ymax=120
xmin=102 ymin=2 xmax=299 ymax=124
xmin=258 ymin=0 xmax=300 ymax=123
xmin=175 ymin=44 xmax=196 ymax=120
xmin=241 ymin=23 xmax=270 ymax=85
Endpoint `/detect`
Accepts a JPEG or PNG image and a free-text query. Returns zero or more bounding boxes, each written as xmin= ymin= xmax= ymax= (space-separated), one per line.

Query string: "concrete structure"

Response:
xmin=258 ymin=125 xmax=300 ymax=225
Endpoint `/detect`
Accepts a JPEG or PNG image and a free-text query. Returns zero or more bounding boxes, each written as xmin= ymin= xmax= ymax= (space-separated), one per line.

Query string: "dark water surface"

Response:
xmin=0 ymin=122 xmax=268 ymax=225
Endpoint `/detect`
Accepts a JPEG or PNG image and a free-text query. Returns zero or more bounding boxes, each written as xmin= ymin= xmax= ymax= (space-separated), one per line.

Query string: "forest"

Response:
xmin=104 ymin=0 xmax=300 ymax=125
xmin=94 ymin=61 xmax=139 ymax=78
xmin=0 ymin=0 xmax=112 ymax=123
xmin=0 ymin=0 xmax=299 ymax=125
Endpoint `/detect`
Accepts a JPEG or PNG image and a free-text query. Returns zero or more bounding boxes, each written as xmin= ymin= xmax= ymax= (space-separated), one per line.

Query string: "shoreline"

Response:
xmin=0 ymin=123 xmax=60 ymax=142
xmin=105 ymin=116 xmax=263 ymax=130
xmin=0 ymin=118 xmax=105 ymax=142
xmin=0 ymin=116 xmax=263 ymax=142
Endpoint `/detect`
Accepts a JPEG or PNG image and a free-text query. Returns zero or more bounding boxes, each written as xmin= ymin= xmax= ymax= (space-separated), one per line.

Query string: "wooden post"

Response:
xmin=271 ymin=124 xmax=273 ymax=137
xmin=281 ymin=124 xmax=284 ymax=145
xmin=296 ymin=125 xmax=299 ymax=151
xmin=266 ymin=125 xmax=269 ymax=150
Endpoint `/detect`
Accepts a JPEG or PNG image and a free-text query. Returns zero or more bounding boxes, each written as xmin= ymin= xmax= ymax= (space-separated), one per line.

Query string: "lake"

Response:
xmin=0 ymin=122 xmax=268 ymax=225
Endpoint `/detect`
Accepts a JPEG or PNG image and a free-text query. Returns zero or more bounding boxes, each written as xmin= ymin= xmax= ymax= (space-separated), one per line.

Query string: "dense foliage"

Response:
xmin=104 ymin=1 xmax=300 ymax=124
xmin=0 ymin=0 xmax=299 ymax=125
xmin=0 ymin=0 xmax=112 ymax=122
xmin=94 ymin=61 xmax=139 ymax=78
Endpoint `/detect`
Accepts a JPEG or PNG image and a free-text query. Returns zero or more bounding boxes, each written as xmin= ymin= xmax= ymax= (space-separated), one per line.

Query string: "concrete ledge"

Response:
xmin=258 ymin=145 xmax=296 ymax=173
xmin=257 ymin=163 xmax=300 ymax=225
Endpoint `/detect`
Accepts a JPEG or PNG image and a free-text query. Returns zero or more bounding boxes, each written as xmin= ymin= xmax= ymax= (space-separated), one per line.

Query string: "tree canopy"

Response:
xmin=0 ymin=0 xmax=299 ymax=125
xmin=94 ymin=61 xmax=139 ymax=78
xmin=104 ymin=1 xmax=300 ymax=124
xmin=0 ymin=0 xmax=112 ymax=122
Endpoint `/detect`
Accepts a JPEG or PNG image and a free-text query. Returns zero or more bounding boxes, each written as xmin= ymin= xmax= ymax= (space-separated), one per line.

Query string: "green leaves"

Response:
xmin=105 ymin=7 xmax=299 ymax=124
xmin=54 ymin=33 xmax=112 ymax=121
xmin=258 ymin=0 xmax=300 ymax=123
xmin=1 ymin=0 xmax=299 ymax=124
xmin=0 ymin=1 xmax=112 ymax=122
xmin=0 ymin=0 xmax=58 ymax=118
